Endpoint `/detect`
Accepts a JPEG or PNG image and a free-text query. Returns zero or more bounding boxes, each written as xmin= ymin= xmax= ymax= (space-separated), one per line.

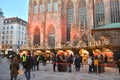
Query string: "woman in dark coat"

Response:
xmin=10 ymin=57 xmax=19 ymax=80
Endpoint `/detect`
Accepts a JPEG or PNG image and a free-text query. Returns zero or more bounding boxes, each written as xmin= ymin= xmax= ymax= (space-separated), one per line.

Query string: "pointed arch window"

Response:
xmin=34 ymin=26 xmax=40 ymax=46
xmin=78 ymin=0 xmax=87 ymax=29
xmin=110 ymin=0 xmax=120 ymax=23
xmin=48 ymin=27 xmax=55 ymax=48
xmin=39 ymin=0 xmax=44 ymax=13
xmin=47 ymin=0 xmax=52 ymax=12
xmin=33 ymin=2 xmax=38 ymax=14
xmin=95 ymin=0 xmax=105 ymax=27
xmin=67 ymin=0 xmax=74 ymax=41
xmin=54 ymin=0 xmax=58 ymax=11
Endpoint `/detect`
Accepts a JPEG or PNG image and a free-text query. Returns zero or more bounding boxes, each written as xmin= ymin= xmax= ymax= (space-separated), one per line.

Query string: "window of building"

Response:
xmin=2 ymin=36 xmax=4 ymax=39
xmin=3 ymin=26 xmax=5 ymax=30
xmin=18 ymin=41 xmax=20 ymax=44
xmin=66 ymin=0 xmax=74 ymax=41
xmin=11 ymin=31 xmax=13 ymax=34
xmin=5 ymin=20 xmax=8 ymax=23
xmin=110 ymin=0 xmax=120 ymax=23
xmin=6 ymin=41 xmax=8 ymax=44
xmin=11 ymin=26 xmax=13 ymax=29
xmin=21 ymin=41 xmax=23 ymax=45
xmin=7 ymin=31 xmax=9 ymax=34
xmin=9 ymin=20 xmax=11 ymax=22
xmin=20 ymin=20 xmax=22 ymax=24
xmin=47 ymin=0 xmax=52 ymax=12
xmin=39 ymin=0 xmax=44 ymax=13
xmin=33 ymin=1 xmax=38 ymax=14
xmin=19 ymin=26 xmax=21 ymax=30
xmin=10 ymin=35 xmax=13 ymax=39
xmin=79 ymin=0 xmax=87 ymax=29
xmin=19 ymin=31 xmax=21 ymax=35
xmin=2 ymin=31 xmax=5 ymax=34
xmin=54 ymin=0 xmax=58 ymax=11
xmin=22 ymin=27 xmax=24 ymax=30
xmin=6 ymin=36 xmax=8 ymax=39
xmin=2 ymin=41 xmax=4 ymax=44
xmin=95 ymin=0 xmax=105 ymax=27
xmin=10 ymin=40 xmax=12 ymax=44
xmin=7 ymin=26 xmax=9 ymax=29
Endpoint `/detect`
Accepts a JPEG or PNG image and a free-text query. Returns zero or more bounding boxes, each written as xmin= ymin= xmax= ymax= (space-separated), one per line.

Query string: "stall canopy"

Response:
xmin=34 ymin=50 xmax=43 ymax=55
xmin=45 ymin=50 xmax=54 ymax=55
xmin=94 ymin=49 xmax=101 ymax=56
xmin=64 ymin=50 xmax=74 ymax=56
xmin=57 ymin=50 xmax=64 ymax=55
xmin=102 ymin=48 xmax=113 ymax=57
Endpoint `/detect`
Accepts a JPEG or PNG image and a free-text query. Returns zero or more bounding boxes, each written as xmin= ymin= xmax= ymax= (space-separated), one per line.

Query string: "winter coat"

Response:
xmin=10 ymin=61 xmax=19 ymax=77
xmin=24 ymin=56 xmax=33 ymax=69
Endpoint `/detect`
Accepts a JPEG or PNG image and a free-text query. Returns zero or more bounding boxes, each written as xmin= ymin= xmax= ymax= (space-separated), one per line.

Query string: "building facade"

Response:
xmin=0 ymin=8 xmax=5 ymax=50
xmin=28 ymin=0 xmax=120 ymax=49
xmin=2 ymin=17 xmax=28 ymax=51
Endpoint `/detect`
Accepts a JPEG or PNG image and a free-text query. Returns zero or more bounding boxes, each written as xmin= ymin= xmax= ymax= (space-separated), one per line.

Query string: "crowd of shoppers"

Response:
xmin=0 ymin=49 xmax=120 ymax=80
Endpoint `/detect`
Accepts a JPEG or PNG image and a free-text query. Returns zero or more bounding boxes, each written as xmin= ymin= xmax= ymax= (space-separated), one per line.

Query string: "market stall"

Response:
xmin=57 ymin=50 xmax=67 ymax=72
xmin=102 ymin=48 xmax=113 ymax=62
xmin=79 ymin=49 xmax=89 ymax=63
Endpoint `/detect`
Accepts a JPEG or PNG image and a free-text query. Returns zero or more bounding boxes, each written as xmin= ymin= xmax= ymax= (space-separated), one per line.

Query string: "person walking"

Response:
xmin=52 ymin=54 xmax=57 ymax=72
xmin=32 ymin=54 xmax=37 ymax=71
xmin=74 ymin=54 xmax=82 ymax=71
xmin=56 ymin=55 xmax=63 ymax=72
xmin=24 ymin=52 xmax=33 ymax=80
xmin=66 ymin=54 xmax=73 ymax=72
xmin=10 ymin=57 xmax=19 ymax=80
xmin=36 ymin=55 xmax=40 ymax=71
xmin=88 ymin=56 xmax=94 ymax=73
xmin=21 ymin=54 xmax=26 ymax=69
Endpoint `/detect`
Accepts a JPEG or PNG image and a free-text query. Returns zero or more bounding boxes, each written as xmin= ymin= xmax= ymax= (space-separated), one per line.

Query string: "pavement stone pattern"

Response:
xmin=0 ymin=58 xmax=120 ymax=80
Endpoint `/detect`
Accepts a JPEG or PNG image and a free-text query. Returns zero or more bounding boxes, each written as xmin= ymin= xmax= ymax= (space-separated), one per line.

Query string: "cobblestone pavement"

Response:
xmin=0 ymin=58 xmax=120 ymax=80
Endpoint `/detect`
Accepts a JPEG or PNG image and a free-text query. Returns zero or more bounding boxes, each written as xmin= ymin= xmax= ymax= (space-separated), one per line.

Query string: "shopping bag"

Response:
xmin=18 ymin=69 xmax=23 ymax=75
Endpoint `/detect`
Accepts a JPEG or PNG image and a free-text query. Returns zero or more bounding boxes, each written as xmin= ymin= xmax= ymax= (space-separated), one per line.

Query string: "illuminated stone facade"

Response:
xmin=28 ymin=0 xmax=120 ymax=49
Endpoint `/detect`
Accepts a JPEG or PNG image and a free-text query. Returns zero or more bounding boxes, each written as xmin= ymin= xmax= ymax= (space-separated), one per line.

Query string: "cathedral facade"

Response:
xmin=28 ymin=0 xmax=120 ymax=49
